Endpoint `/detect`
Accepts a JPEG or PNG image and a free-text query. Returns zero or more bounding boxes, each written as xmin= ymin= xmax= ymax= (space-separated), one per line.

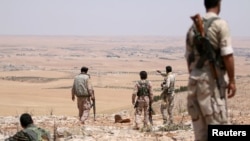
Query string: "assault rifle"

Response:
xmin=148 ymin=100 xmax=154 ymax=125
xmin=134 ymin=101 xmax=138 ymax=109
xmin=190 ymin=14 xmax=224 ymax=99
xmin=92 ymin=99 xmax=96 ymax=121
xmin=91 ymin=90 xmax=96 ymax=121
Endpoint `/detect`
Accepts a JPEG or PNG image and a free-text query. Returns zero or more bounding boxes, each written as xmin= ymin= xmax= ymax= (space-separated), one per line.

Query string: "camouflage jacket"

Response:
xmin=5 ymin=124 xmax=51 ymax=141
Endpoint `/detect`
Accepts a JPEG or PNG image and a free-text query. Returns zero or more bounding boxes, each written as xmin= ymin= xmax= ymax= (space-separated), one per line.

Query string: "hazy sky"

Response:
xmin=0 ymin=0 xmax=249 ymax=37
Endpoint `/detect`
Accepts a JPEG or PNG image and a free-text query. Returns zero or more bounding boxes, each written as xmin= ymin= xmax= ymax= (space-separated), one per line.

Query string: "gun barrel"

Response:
xmin=149 ymin=101 xmax=153 ymax=125
xmin=92 ymin=99 xmax=96 ymax=121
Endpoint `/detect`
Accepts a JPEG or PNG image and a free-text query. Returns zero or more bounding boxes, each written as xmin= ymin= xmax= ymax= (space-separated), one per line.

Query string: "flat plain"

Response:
xmin=0 ymin=35 xmax=250 ymax=122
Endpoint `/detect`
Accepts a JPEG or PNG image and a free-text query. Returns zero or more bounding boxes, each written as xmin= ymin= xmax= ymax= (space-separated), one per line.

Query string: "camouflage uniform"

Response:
xmin=185 ymin=12 xmax=234 ymax=141
xmin=72 ymin=72 xmax=94 ymax=123
xmin=160 ymin=72 xmax=176 ymax=124
xmin=132 ymin=80 xmax=153 ymax=128
xmin=6 ymin=124 xmax=51 ymax=141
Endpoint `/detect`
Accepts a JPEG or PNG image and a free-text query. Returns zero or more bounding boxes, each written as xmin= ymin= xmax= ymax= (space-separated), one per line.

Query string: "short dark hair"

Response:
xmin=166 ymin=66 xmax=172 ymax=73
xmin=140 ymin=71 xmax=147 ymax=80
xmin=204 ymin=0 xmax=220 ymax=9
xmin=20 ymin=113 xmax=33 ymax=128
xmin=81 ymin=66 xmax=88 ymax=73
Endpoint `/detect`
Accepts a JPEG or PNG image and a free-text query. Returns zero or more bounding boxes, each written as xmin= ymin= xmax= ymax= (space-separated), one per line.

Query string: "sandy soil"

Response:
xmin=0 ymin=36 xmax=250 ymax=120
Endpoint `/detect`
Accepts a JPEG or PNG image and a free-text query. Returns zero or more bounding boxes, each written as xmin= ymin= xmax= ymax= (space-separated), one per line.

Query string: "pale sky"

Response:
xmin=0 ymin=0 xmax=249 ymax=37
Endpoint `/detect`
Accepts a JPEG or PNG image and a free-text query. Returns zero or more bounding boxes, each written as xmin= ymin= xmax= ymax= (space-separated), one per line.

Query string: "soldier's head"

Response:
xmin=81 ymin=66 xmax=88 ymax=73
xmin=204 ymin=0 xmax=221 ymax=14
xmin=140 ymin=71 xmax=147 ymax=80
xmin=166 ymin=66 xmax=172 ymax=73
xmin=20 ymin=113 xmax=33 ymax=128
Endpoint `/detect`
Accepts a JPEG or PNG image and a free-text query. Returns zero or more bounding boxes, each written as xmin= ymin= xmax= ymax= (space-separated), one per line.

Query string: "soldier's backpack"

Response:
xmin=190 ymin=16 xmax=225 ymax=70
xmin=137 ymin=80 xmax=149 ymax=96
xmin=73 ymin=74 xmax=90 ymax=97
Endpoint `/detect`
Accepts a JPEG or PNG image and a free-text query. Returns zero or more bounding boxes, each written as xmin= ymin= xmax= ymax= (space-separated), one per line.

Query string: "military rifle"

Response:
xmin=148 ymin=100 xmax=154 ymax=125
xmin=134 ymin=101 xmax=138 ymax=109
xmin=92 ymin=99 xmax=96 ymax=121
xmin=91 ymin=90 xmax=96 ymax=121
xmin=190 ymin=14 xmax=224 ymax=99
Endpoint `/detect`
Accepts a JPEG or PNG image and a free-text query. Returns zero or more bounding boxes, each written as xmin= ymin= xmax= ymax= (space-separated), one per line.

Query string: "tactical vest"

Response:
xmin=137 ymin=80 xmax=150 ymax=96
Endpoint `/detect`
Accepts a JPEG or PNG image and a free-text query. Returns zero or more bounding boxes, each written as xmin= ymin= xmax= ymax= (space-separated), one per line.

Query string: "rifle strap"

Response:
xmin=203 ymin=17 xmax=220 ymax=36
xmin=203 ymin=17 xmax=225 ymax=68
xmin=190 ymin=16 xmax=221 ymax=68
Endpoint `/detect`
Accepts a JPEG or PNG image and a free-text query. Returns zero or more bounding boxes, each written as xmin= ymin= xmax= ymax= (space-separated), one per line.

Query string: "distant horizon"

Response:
xmin=0 ymin=34 xmax=249 ymax=38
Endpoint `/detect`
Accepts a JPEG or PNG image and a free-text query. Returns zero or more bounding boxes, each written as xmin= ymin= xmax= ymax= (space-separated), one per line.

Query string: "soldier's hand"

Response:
xmin=72 ymin=96 xmax=75 ymax=101
xmin=227 ymin=81 xmax=236 ymax=98
xmin=91 ymin=96 xmax=95 ymax=100
xmin=161 ymin=82 xmax=165 ymax=88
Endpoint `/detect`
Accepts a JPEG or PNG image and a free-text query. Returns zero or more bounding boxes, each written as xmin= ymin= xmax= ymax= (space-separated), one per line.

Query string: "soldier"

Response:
xmin=132 ymin=71 xmax=153 ymax=130
xmin=71 ymin=66 xmax=95 ymax=124
xmin=157 ymin=66 xmax=176 ymax=125
xmin=185 ymin=0 xmax=236 ymax=140
xmin=5 ymin=113 xmax=51 ymax=141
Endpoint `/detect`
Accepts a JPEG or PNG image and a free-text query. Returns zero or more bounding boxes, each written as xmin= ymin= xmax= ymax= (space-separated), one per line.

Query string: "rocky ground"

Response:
xmin=1 ymin=78 xmax=250 ymax=141
xmin=0 ymin=109 xmax=195 ymax=141
xmin=1 ymin=107 xmax=250 ymax=141
xmin=1 ymin=88 xmax=250 ymax=141
xmin=1 ymin=36 xmax=250 ymax=141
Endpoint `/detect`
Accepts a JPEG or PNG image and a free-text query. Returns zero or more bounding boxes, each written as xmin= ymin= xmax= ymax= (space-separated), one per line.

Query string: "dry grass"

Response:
xmin=0 ymin=35 xmax=250 ymax=124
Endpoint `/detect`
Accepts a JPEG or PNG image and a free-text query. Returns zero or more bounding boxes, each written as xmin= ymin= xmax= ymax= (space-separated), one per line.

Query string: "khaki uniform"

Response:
xmin=72 ymin=73 xmax=94 ymax=123
xmin=132 ymin=80 xmax=153 ymax=128
xmin=76 ymin=96 xmax=92 ymax=122
xmin=160 ymin=72 xmax=175 ymax=124
xmin=185 ymin=12 xmax=233 ymax=141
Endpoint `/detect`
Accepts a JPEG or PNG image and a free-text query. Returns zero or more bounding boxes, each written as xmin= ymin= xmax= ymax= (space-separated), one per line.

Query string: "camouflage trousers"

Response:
xmin=187 ymin=77 xmax=228 ymax=141
xmin=77 ymin=97 xmax=92 ymax=122
xmin=160 ymin=92 xmax=175 ymax=124
xmin=134 ymin=97 xmax=150 ymax=127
